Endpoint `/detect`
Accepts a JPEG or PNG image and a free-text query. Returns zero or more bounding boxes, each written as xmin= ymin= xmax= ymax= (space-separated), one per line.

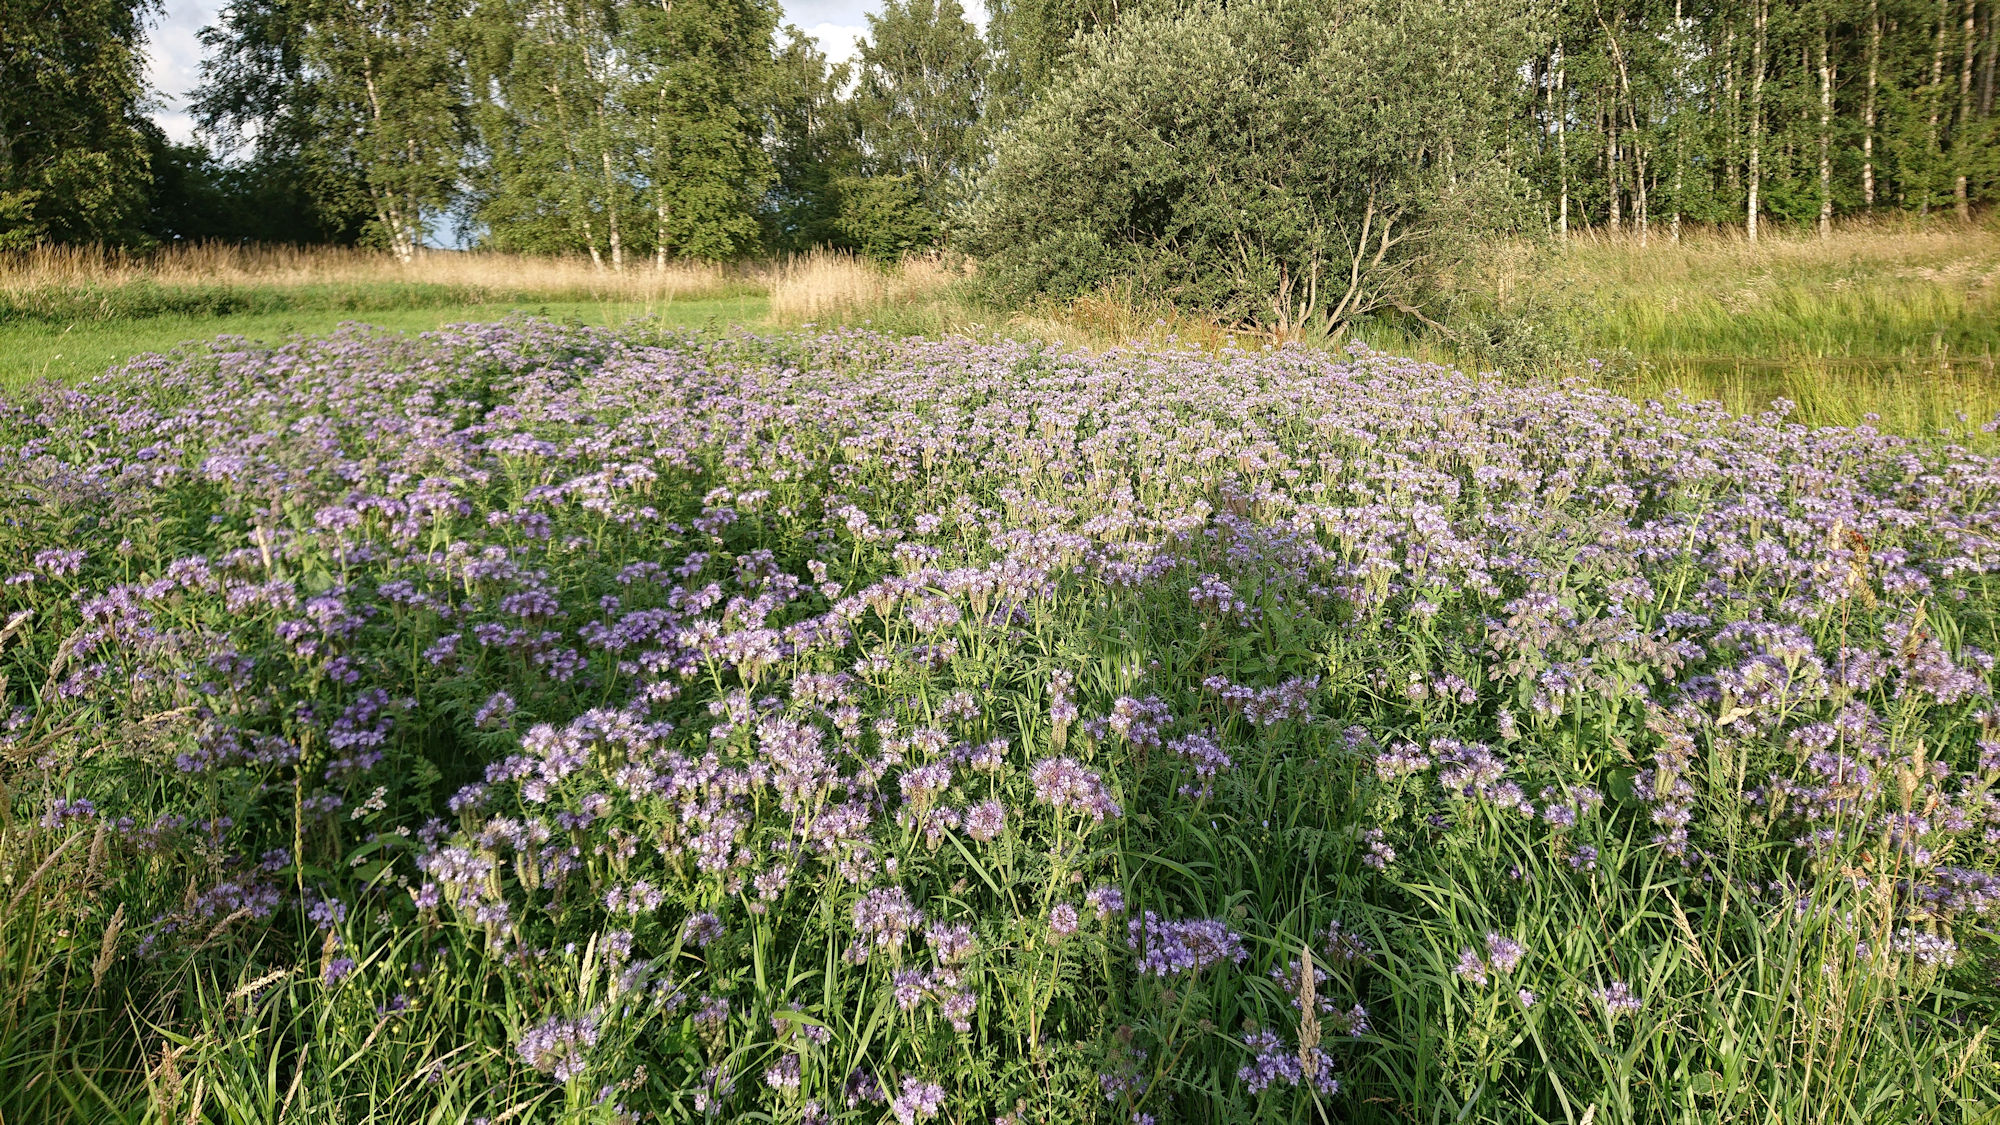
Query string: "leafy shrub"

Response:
xmin=2 ymin=322 xmax=1998 ymax=1122
xmin=963 ymin=0 xmax=1531 ymax=338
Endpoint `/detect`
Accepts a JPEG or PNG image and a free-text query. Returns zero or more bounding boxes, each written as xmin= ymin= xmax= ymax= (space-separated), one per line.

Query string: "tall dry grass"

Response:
xmin=1546 ymin=217 xmax=1999 ymax=362
xmin=0 ymin=243 xmax=757 ymax=303
xmin=766 ymin=250 xmax=958 ymax=323
xmin=6 ymin=222 xmax=1995 ymax=444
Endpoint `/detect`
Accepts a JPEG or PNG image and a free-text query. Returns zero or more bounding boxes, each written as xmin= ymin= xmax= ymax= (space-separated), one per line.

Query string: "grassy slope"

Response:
xmin=0 ymin=295 xmax=772 ymax=388
xmin=5 ymin=224 xmax=1997 ymax=440
xmin=1352 ymin=221 xmax=2000 ymax=443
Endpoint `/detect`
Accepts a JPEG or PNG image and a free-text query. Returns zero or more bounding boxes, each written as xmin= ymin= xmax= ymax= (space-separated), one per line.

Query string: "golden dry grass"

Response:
xmin=6 ymin=222 xmax=1995 ymax=444
xmin=766 ymin=250 xmax=959 ymax=323
xmin=0 ymin=243 xmax=756 ymax=303
xmin=1558 ymin=214 xmax=2000 ymax=277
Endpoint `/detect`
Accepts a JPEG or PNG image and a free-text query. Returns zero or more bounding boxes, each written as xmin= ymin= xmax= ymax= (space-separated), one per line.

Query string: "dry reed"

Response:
xmin=766 ymin=250 xmax=957 ymax=323
xmin=0 ymin=243 xmax=756 ymax=303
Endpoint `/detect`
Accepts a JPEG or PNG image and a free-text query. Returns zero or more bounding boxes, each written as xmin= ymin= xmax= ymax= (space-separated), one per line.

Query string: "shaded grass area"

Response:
xmin=1360 ymin=220 xmax=2000 ymax=444
xmin=1561 ymin=224 xmax=1999 ymax=362
xmin=0 ymin=296 xmax=772 ymax=388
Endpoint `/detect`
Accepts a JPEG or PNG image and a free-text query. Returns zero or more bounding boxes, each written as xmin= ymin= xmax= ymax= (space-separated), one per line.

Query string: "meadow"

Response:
xmin=7 ymin=220 xmax=2000 ymax=449
xmin=1 ymin=223 xmax=1998 ymax=1124
xmin=4 ymin=305 xmax=2000 ymax=1123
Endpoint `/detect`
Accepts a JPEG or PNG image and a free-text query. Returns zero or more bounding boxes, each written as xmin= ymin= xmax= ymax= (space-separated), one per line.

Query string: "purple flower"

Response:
xmin=889 ymin=1077 xmax=945 ymax=1124
xmin=517 ymin=1014 xmax=600 ymax=1083
xmin=1592 ymin=981 xmax=1643 ymax=1017
xmin=1085 ymin=884 xmax=1126 ymax=919
xmin=1453 ymin=947 xmax=1489 ymax=985
xmin=852 ymin=887 xmax=924 ymax=953
xmin=39 ymin=798 xmax=96 ymax=828
xmin=763 ymin=1055 xmax=802 ymax=1091
xmin=1237 ymin=1028 xmax=1338 ymax=1096
xmin=682 ymin=912 xmax=724 ymax=947
xmin=1484 ymin=933 xmax=1525 ymax=974
xmin=474 ymin=691 xmax=517 ymax=729
xmin=1029 ymin=757 xmax=1122 ymax=821
xmin=926 ymin=922 xmax=977 ymax=962
xmin=1126 ymin=913 xmax=1247 ymax=977
xmin=892 ymin=968 xmax=932 ymax=1010
xmin=1049 ymin=903 xmax=1080 ymax=936
xmin=963 ymin=799 xmax=1007 ymax=842
xmin=307 ymin=897 xmax=347 ymax=930
xmin=941 ymin=989 xmax=977 ymax=1032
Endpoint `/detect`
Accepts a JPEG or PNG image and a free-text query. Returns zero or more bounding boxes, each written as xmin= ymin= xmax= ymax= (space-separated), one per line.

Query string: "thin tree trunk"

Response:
xmin=362 ymin=56 xmax=417 ymax=264
xmin=1607 ymin=90 xmax=1622 ymax=230
xmin=1672 ymin=118 xmax=1685 ymax=241
xmin=1820 ymin=13 xmax=1836 ymax=237
xmin=1959 ymin=0 xmax=1979 ymax=220
xmin=1556 ymin=40 xmax=1570 ymax=237
xmin=1748 ymin=0 xmax=1766 ymax=241
xmin=1602 ymin=13 xmax=1648 ymax=245
xmin=550 ymin=83 xmax=605 ymax=270
xmin=602 ymin=148 xmax=623 ymax=270
xmin=1929 ymin=0 xmax=1952 ymax=212
xmin=656 ymin=196 xmax=669 ymax=269
xmin=1724 ymin=26 xmax=1741 ymax=195
xmin=1982 ymin=0 xmax=1997 ymax=117
xmin=1865 ymin=0 xmax=1881 ymax=206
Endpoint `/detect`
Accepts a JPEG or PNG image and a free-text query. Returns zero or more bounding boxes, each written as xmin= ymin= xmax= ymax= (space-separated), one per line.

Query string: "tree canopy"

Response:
xmin=7 ymin=0 xmax=1997 ymax=327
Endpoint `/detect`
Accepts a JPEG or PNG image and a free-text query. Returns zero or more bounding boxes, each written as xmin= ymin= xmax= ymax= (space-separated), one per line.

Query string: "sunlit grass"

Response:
xmin=0 ymin=296 xmax=773 ymax=388
xmin=5 ymin=218 xmax=1996 ymax=445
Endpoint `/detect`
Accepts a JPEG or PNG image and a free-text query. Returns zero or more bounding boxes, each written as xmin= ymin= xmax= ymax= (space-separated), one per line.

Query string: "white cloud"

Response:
xmin=145 ymin=0 xmax=222 ymax=145
xmin=802 ymin=21 xmax=869 ymax=64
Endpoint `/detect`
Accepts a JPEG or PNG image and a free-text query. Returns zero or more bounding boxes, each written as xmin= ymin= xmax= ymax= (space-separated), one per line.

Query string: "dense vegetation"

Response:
xmin=3 ymin=321 xmax=1998 ymax=1123
xmin=5 ymin=0 xmax=1999 ymax=1119
xmin=6 ymin=0 xmax=1998 ymax=328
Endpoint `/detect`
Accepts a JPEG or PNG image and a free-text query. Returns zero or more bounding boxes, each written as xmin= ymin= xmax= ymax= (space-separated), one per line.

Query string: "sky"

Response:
xmin=145 ymin=0 xmax=983 ymax=146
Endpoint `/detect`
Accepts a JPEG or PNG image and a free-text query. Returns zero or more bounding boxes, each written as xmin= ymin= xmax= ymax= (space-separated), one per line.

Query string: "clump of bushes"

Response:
xmin=963 ymin=0 xmax=1531 ymax=340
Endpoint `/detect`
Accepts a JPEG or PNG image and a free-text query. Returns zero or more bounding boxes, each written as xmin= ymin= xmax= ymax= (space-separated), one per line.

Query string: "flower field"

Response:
xmin=3 ymin=320 xmax=1998 ymax=1123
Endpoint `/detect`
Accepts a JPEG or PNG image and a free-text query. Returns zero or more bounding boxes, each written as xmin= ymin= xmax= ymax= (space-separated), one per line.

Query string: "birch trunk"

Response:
xmin=1958 ymin=0 xmax=1978 ymax=221
xmin=1819 ymin=15 xmax=1835 ymax=238
xmin=1556 ymin=41 xmax=1569 ymax=238
xmin=1748 ymin=0 xmax=1766 ymax=242
xmin=1865 ymin=0 xmax=1881 ymax=206
xmin=361 ymin=56 xmax=417 ymax=264
xmin=1725 ymin=25 xmax=1741 ymax=195
xmin=1982 ymin=0 xmax=1997 ymax=117
xmin=550 ymin=83 xmax=605 ymax=270
xmin=1607 ymin=94 xmax=1621 ymax=231
xmin=1928 ymin=0 xmax=1951 ymax=212
xmin=602 ymin=148 xmax=623 ymax=271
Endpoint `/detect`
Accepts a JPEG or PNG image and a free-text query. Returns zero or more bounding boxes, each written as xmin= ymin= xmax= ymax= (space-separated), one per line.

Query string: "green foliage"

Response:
xmin=835 ymin=173 xmax=941 ymax=260
xmin=847 ymin=0 xmax=989 ymax=257
xmin=466 ymin=0 xmax=777 ymax=263
xmin=0 ymin=0 xmax=158 ymax=247
xmin=197 ymin=0 xmax=468 ymax=259
xmin=762 ymin=26 xmax=858 ymax=252
xmin=466 ymin=0 xmax=637 ymax=263
xmin=139 ymin=128 xmax=367 ymax=246
xmin=983 ymin=0 xmax=1160 ymax=116
xmin=965 ymin=0 xmax=1531 ymax=335
xmin=629 ymin=0 xmax=780 ymax=261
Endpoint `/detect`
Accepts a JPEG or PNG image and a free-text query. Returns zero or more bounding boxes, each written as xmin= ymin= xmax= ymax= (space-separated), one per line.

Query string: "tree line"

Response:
xmin=3 ymin=0 xmax=1994 ymax=263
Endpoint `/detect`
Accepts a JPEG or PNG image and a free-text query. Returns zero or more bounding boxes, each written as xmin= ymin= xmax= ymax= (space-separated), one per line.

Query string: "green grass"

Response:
xmin=0 ymin=295 xmax=772 ymax=388
xmin=1353 ymin=220 xmax=2000 ymax=443
xmin=7 ymin=220 xmax=1999 ymax=442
